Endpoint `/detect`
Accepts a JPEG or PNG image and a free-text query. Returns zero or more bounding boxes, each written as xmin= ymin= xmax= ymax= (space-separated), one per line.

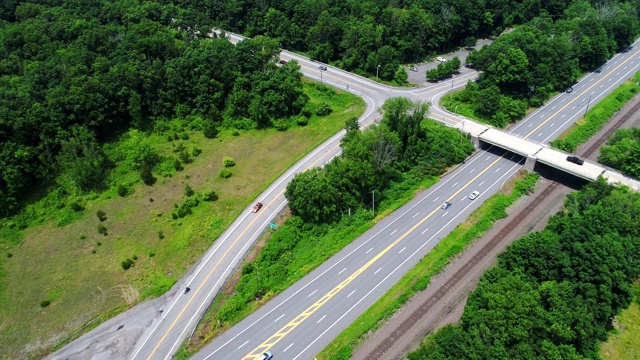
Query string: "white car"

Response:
xmin=468 ymin=191 xmax=480 ymax=200
xmin=437 ymin=56 xmax=447 ymax=62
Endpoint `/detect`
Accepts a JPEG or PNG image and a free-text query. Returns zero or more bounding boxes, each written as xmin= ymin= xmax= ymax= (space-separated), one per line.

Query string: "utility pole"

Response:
xmin=584 ymin=96 xmax=591 ymax=117
xmin=372 ymin=190 xmax=375 ymax=217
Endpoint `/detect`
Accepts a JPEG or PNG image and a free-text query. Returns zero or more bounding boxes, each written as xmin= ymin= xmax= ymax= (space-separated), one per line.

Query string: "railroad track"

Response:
xmin=365 ymin=180 xmax=560 ymax=358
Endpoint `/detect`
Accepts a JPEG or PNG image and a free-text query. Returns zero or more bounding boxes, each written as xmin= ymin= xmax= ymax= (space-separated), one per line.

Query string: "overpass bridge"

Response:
xmin=460 ymin=119 xmax=640 ymax=192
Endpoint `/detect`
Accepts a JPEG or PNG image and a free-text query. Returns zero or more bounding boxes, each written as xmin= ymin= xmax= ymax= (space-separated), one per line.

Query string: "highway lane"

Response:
xmin=194 ymin=149 xmax=525 ymax=360
xmin=193 ymin=40 xmax=640 ymax=359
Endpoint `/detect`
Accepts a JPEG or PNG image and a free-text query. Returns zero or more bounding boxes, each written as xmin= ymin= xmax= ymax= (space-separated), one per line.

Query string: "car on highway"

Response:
xmin=566 ymin=156 xmax=584 ymax=165
xmin=258 ymin=352 xmax=273 ymax=360
xmin=468 ymin=191 xmax=480 ymax=200
xmin=441 ymin=202 xmax=452 ymax=210
xmin=437 ymin=56 xmax=447 ymax=62
xmin=409 ymin=67 xmax=418 ymax=72
xmin=318 ymin=65 xmax=327 ymax=71
xmin=252 ymin=202 xmax=264 ymax=213
xmin=278 ymin=60 xmax=287 ymax=65
xmin=565 ymin=86 xmax=574 ymax=93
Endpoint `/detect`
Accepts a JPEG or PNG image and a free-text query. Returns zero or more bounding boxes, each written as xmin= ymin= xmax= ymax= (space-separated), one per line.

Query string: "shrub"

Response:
xmin=219 ymin=169 xmax=232 ymax=178
xmin=223 ymin=157 xmax=235 ymax=167
xmin=80 ymin=234 xmax=86 ymax=239
xmin=149 ymin=198 xmax=154 ymax=202
xmin=91 ymin=249 xmax=97 ymax=254
xmin=174 ymin=159 xmax=183 ymax=171
xmin=132 ymin=255 xmax=138 ymax=261
xmin=273 ymin=118 xmax=291 ymax=131
xmin=40 ymin=300 xmax=51 ymax=308
xmin=140 ymin=163 xmax=156 ymax=185
xmin=96 ymin=210 xmax=107 ymax=222
xmin=70 ymin=202 xmax=84 ymax=212
xmin=203 ymin=123 xmax=218 ymax=138
xmin=158 ymin=231 xmax=165 ymax=239
xmin=176 ymin=197 xmax=200 ymax=218
xmin=97 ymin=224 xmax=107 ymax=236
xmin=202 ymin=190 xmax=219 ymax=202
xmin=178 ymin=149 xmax=192 ymax=164
xmin=117 ymin=184 xmax=128 ymax=197
xmin=315 ymin=102 xmax=333 ymax=116
xmin=171 ymin=212 xmax=178 ymax=220
xmin=232 ymin=129 xmax=240 ymax=136
xmin=180 ymin=132 xmax=189 ymax=140
xmin=294 ymin=115 xmax=308 ymax=126
xmin=7 ymin=253 xmax=12 ymax=258
xmin=192 ymin=147 xmax=202 ymax=157
xmin=121 ymin=258 xmax=134 ymax=270
xmin=96 ymin=241 xmax=102 ymax=246
xmin=149 ymin=252 xmax=155 ymax=257
xmin=184 ymin=184 xmax=194 ymax=197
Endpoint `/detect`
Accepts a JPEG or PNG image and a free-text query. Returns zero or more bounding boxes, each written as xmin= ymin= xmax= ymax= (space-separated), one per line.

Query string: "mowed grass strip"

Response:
xmin=317 ymin=171 xmax=539 ymax=360
xmin=0 ymin=82 xmax=364 ymax=359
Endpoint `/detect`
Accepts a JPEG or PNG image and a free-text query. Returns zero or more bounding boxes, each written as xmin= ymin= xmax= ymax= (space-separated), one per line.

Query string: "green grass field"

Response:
xmin=0 ymin=81 xmax=365 ymax=359
xmin=600 ymin=284 xmax=640 ymax=360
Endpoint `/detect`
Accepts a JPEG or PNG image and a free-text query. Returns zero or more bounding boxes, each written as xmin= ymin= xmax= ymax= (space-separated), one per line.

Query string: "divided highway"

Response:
xmin=49 ymin=32 xmax=640 ymax=360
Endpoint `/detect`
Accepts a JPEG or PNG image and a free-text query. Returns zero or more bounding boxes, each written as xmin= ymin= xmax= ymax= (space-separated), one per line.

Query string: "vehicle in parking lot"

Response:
xmin=258 ymin=352 xmax=273 ymax=360
xmin=437 ymin=56 xmax=447 ymax=62
xmin=318 ymin=65 xmax=327 ymax=71
xmin=278 ymin=60 xmax=287 ymax=65
xmin=566 ymin=156 xmax=584 ymax=165
xmin=441 ymin=202 xmax=452 ymax=210
xmin=252 ymin=202 xmax=264 ymax=213
xmin=409 ymin=67 xmax=418 ymax=72
xmin=468 ymin=191 xmax=480 ymax=200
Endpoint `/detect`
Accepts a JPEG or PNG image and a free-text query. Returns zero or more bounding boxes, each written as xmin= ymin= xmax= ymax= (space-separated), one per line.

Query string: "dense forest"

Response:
xmin=599 ymin=127 xmax=640 ymax=178
xmin=408 ymin=178 xmax=640 ymax=359
xmin=458 ymin=1 xmax=639 ymax=127
xmin=285 ymin=98 xmax=474 ymax=223
xmin=0 ymin=1 xmax=310 ymax=217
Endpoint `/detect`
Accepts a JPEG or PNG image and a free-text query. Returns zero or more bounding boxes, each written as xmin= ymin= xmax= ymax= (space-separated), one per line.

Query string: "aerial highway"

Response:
xmin=49 ymin=31 xmax=640 ymax=360
xmin=192 ymin=38 xmax=640 ymax=360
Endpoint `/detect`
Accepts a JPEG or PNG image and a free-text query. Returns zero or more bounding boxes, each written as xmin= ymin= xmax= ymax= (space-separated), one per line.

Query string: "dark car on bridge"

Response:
xmin=566 ymin=156 xmax=584 ymax=165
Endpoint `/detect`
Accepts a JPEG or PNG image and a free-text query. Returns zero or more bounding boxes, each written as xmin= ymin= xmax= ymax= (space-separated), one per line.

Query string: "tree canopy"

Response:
xmin=408 ymin=178 xmax=640 ymax=360
xmin=285 ymin=98 xmax=474 ymax=223
xmin=0 ymin=1 xmax=308 ymax=216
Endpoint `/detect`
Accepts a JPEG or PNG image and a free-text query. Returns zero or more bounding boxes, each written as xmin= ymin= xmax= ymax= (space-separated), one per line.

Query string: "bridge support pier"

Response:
xmin=524 ymin=156 xmax=536 ymax=172
xmin=470 ymin=135 xmax=480 ymax=149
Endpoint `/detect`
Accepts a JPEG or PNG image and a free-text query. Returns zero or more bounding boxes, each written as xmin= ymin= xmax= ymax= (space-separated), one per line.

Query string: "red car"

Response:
xmin=252 ymin=202 xmax=263 ymax=213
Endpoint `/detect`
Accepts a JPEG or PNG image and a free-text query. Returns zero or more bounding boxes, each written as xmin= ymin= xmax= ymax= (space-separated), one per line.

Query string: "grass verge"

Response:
xmin=600 ymin=283 xmax=640 ymax=360
xmin=0 ymin=82 xmax=364 ymax=359
xmin=551 ymin=70 xmax=640 ymax=152
xmin=317 ymin=170 xmax=539 ymax=359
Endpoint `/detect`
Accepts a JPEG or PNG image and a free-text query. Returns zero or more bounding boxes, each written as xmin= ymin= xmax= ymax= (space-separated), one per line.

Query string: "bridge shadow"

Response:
xmin=477 ymin=144 xmax=589 ymax=191
xmin=532 ymin=162 xmax=589 ymax=190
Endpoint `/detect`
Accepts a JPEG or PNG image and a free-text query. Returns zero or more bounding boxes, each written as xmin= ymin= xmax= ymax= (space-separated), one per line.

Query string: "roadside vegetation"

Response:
xmin=599 ymin=127 xmax=640 ymax=178
xmin=0 ymin=81 xmax=364 ymax=358
xmin=408 ymin=178 xmax=640 ymax=359
xmin=319 ymin=171 xmax=539 ymax=359
xmin=600 ymin=283 xmax=640 ymax=360
xmin=552 ymin=71 xmax=640 ymax=152
xmin=177 ymin=99 xmax=475 ymax=357
xmin=441 ymin=2 xmax=637 ymax=128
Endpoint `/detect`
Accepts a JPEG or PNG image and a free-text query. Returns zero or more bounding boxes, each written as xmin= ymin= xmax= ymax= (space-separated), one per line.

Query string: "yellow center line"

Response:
xmin=524 ymin=50 xmax=640 ymax=139
xmin=145 ymin=114 xmax=382 ymax=359
xmin=243 ymin=155 xmax=505 ymax=358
